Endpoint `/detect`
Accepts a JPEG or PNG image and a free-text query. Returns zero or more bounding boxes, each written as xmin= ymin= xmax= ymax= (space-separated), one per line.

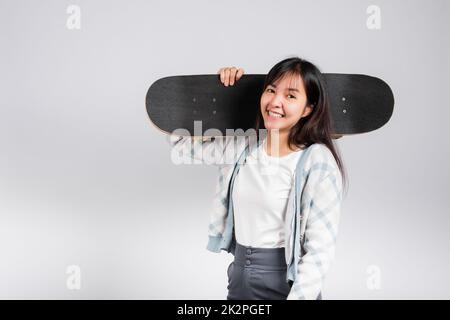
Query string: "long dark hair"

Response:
xmin=255 ymin=56 xmax=348 ymax=196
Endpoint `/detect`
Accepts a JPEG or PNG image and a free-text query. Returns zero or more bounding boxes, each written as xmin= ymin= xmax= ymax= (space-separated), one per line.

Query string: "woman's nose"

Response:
xmin=269 ymin=94 xmax=283 ymax=107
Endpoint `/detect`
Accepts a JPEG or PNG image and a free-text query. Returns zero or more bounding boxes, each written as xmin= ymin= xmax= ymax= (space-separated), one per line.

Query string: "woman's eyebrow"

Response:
xmin=269 ymin=83 xmax=300 ymax=92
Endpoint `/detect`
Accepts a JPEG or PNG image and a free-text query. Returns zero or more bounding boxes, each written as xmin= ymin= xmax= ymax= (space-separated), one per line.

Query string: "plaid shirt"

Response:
xmin=168 ymin=134 xmax=343 ymax=300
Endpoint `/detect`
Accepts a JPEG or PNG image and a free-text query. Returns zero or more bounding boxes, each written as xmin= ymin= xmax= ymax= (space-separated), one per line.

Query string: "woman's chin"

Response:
xmin=263 ymin=123 xmax=293 ymax=135
xmin=263 ymin=122 xmax=282 ymax=131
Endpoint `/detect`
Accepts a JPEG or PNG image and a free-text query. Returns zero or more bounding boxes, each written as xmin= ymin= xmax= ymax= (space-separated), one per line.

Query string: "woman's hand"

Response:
xmin=217 ymin=67 xmax=244 ymax=86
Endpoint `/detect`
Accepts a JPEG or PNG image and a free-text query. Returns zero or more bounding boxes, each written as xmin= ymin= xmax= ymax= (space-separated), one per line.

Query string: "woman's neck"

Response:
xmin=265 ymin=129 xmax=298 ymax=157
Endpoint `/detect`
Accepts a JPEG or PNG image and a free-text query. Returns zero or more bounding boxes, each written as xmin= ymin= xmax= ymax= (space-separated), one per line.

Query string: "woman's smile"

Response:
xmin=267 ymin=110 xmax=285 ymax=118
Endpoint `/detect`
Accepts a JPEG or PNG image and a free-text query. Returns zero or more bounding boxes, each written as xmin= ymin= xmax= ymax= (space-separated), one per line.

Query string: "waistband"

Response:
xmin=233 ymin=242 xmax=287 ymax=271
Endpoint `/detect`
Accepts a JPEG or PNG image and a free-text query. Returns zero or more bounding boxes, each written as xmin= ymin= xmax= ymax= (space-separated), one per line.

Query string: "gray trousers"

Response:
xmin=227 ymin=241 xmax=322 ymax=300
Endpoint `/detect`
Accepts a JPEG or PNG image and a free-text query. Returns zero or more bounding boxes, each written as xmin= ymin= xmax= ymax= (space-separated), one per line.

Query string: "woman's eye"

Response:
xmin=265 ymin=89 xmax=295 ymax=99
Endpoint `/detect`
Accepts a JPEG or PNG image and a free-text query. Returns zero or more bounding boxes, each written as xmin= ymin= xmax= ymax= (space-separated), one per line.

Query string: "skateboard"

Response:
xmin=145 ymin=74 xmax=394 ymax=138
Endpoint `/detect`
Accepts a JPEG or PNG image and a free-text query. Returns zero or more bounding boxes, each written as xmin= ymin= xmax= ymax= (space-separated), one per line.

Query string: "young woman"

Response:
xmin=168 ymin=57 xmax=347 ymax=300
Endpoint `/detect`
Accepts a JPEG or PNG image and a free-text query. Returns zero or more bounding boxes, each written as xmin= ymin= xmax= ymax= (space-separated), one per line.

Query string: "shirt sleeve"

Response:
xmin=286 ymin=169 xmax=343 ymax=300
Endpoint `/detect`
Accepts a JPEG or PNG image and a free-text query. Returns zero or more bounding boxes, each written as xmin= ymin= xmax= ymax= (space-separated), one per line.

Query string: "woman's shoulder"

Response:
xmin=304 ymin=143 xmax=340 ymax=175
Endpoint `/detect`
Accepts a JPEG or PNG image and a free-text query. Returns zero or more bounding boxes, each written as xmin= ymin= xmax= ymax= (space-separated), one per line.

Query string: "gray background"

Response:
xmin=0 ymin=0 xmax=448 ymax=299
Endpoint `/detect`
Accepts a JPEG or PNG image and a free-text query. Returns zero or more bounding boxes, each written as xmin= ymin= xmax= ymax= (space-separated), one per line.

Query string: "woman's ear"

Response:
xmin=301 ymin=104 xmax=314 ymax=118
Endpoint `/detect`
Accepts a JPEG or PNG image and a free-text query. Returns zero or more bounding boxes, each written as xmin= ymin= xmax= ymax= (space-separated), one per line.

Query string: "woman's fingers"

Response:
xmin=236 ymin=68 xmax=244 ymax=80
xmin=229 ymin=67 xmax=238 ymax=85
xmin=217 ymin=68 xmax=225 ymax=83
xmin=218 ymin=67 xmax=245 ymax=86
xmin=224 ymin=68 xmax=231 ymax=86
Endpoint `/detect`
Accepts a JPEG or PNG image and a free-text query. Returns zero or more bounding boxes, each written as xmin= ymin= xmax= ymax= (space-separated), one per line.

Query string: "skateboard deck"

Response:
xmin=146 ymin=74 xmax=394 ymax=137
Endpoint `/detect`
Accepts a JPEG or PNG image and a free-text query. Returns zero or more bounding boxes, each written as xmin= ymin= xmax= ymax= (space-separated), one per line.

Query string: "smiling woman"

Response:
xmin=169 ymin=56 xmax=347 ymax=300
xmin=255 ymin=58 xmax=345 ymax=172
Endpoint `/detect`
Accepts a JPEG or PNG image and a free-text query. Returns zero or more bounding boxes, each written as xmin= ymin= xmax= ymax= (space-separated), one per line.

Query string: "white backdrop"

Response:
xmin=0 ymin=0 xmax=449 ymax=299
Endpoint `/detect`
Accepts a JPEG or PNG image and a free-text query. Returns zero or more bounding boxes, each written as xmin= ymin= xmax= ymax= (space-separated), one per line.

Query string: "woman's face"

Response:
xmin=260 ymin=72 xmax=313 ymax=133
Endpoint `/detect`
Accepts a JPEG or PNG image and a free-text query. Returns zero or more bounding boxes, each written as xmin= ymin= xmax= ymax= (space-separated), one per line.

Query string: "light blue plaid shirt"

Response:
xmin=168 ymin=134 xmax=343 ymax=300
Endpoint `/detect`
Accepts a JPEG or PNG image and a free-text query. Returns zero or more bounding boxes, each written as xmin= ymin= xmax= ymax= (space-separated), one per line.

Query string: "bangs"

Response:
xmin=265 ymin=68 xmax=303 ymax=92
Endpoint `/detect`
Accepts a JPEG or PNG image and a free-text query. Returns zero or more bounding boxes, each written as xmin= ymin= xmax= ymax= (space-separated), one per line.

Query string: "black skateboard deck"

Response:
xmin=146 ymin=74 xmax=394 ymax=137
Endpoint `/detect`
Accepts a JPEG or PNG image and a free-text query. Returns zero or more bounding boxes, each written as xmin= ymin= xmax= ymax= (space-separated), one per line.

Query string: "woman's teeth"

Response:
xmin=268 ymin=111 xmax=284 ymax=118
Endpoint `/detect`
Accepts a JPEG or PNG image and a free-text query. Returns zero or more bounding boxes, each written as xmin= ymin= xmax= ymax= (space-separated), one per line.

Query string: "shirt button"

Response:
xmin=246 ymin=249 xmax=251 ymax=255
xmin=246 ymin=259 xmax=251 ymax=265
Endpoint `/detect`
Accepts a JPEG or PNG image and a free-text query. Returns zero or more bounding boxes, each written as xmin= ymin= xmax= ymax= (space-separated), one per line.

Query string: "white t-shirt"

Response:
xmin=232 ymin=136 xmax=304 ymax=248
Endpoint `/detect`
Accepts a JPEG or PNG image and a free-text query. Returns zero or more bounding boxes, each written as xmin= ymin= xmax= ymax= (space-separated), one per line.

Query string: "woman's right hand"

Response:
xmin=217 ymin=67 xmax=244 ymax=86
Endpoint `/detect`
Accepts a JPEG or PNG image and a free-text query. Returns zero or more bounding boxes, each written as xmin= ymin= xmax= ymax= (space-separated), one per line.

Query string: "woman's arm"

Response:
xmin=166 ymin=134 xmax=226 ymax=166
xmin=287 ymin=168 xmax=343 ymax=300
